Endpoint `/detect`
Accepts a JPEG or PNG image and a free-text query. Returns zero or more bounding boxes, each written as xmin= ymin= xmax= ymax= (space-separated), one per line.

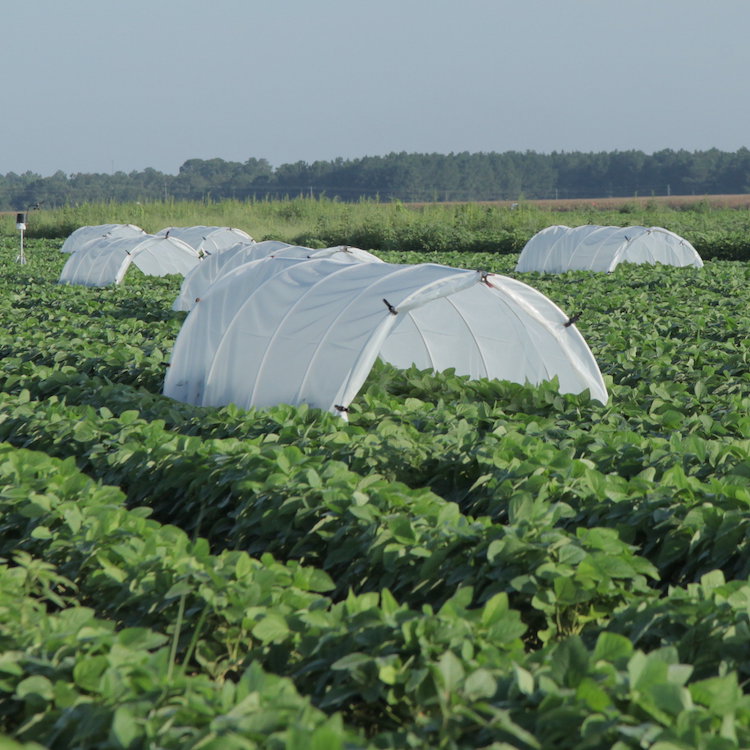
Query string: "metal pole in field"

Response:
xmin=16 ymin=212 xmax=27 ymax=264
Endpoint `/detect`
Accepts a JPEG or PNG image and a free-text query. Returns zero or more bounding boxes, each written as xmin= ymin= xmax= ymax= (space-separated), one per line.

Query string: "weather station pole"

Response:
xmin=16 ymin=212 xmax=27 ymax=265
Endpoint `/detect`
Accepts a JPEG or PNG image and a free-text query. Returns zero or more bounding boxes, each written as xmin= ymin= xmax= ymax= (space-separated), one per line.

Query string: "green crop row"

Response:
xmin=4 ymin=441 xmax=750 ymax=748
xmin=0 ymin=388 xmax=657 ymax=643
xmin=4 ymin=354 xmax=750 ymax=593
xmin=0 ymin=568 xmax=359 ymax=749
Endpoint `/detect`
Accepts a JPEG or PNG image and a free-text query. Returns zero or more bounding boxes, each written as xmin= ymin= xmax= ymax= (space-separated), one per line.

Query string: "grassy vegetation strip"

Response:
xmin=10 ymin=198 xmax=750 ymax=260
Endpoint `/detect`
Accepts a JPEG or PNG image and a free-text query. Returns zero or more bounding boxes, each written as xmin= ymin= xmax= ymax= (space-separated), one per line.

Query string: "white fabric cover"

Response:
xmin=172 ymin=240 xmax=288 ymax=311
xmin=60 ymin=224 xmax=147 ymax=253
xmin=164 ymin=257 xmax=608 ymax=415
xmin=59 ymin=235 xmax=201 ymax=287
xmin=515 ymin=225 xmax=703 ymax=273
xmin=172 ymin=242 xmax=381 ymax=311
xmin=310 ymin=245 xmax=381 ymax=263
xmin=156 ymin=226 xmax=253 ymax=255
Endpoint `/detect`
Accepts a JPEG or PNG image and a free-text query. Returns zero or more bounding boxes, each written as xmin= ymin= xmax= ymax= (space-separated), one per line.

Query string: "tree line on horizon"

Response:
xmin=1 ymin=148 xmax=749 ymax=210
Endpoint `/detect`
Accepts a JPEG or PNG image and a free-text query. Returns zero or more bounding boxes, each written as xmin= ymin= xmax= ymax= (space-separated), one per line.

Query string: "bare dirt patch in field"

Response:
xmin=409 ymin=195 xmax=750 ymax=211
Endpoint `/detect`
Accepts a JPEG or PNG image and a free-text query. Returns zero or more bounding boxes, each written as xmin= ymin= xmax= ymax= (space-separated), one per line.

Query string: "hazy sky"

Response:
xmin=3 ymin=0 xmax=749 ymax=176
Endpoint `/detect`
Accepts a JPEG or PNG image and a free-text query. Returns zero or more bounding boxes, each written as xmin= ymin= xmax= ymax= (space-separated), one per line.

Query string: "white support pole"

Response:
xmin=16 ymin=213 xmax=27 ymax=264
xmin=18 ymin=227 xmax=26 ymax=264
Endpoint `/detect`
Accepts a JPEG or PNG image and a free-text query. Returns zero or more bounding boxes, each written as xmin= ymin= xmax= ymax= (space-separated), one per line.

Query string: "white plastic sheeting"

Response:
xmin=172 ymin=240 xmax=287 ymax=311
xmin=172 ymin=242 xmax=381 ymax=311
xmin=60 ymin=224 xmax=147 ymax=253
xmin=155 ymin=226 xmax=253 ymax=255
xmin=164 ymin=257 xmax=608 ymax=416
xmin=515 ymin=225 xmax=703 ymax=273
xmin=59 ymin=234 xmax=202 ymax=287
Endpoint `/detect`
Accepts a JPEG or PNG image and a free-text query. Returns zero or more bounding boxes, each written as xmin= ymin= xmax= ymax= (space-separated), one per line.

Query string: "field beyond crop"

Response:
xmin=2 ymin=203 xmax=750 ymax=748
xmin=410 ymin=193 xmax=750 ymax=212
xmin=4 ymin=194 xmax=750 ymax=262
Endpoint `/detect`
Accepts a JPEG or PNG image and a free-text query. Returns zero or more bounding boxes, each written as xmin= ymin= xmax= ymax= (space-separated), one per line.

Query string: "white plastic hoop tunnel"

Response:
xmin=164 ymin=257 xmax=608 ymax=416
xmin=60 ymin=223 xmax=147 ymax=253
xmin=172 ymin=241 xmax=382 ymax=311
xmin=156 ymin=226 xmax=253 ymax=255
xmin=59 ymin=234 xmax=202 ymax=286
xmin=515 ymin=225 xmax=703 ymax=273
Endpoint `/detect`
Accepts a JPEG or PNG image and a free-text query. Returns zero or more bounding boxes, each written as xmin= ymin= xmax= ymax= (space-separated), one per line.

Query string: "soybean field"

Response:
xmin=1 ymin=231 xmax=750 ymax=749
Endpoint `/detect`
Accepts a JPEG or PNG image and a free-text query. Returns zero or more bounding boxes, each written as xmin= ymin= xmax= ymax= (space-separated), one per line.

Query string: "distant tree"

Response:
xmin=1 ymin=149 xmax=749 ymax=208
xmin=722 ymin=147 xmax=750 ymax=193
xmin=15 ymin=170 xmax=68 ymax=209
xmin=172 ymin=158 xmax=243 ymax=200
xmin=230 ymin=158 xmax=274 ymax=198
